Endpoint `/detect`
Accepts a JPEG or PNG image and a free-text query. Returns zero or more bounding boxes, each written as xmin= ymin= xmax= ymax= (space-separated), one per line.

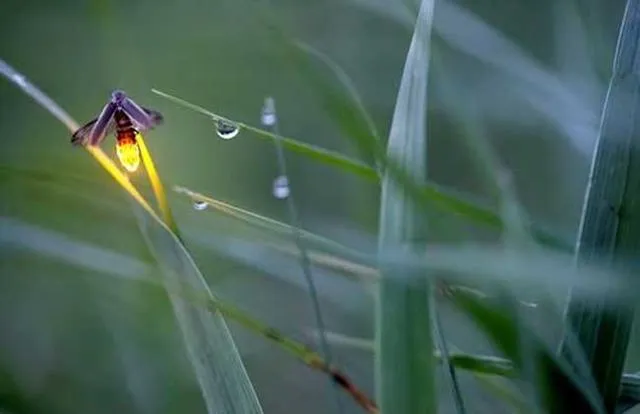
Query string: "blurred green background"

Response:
xmin=0 ymin=0 xmax=635 ymax=413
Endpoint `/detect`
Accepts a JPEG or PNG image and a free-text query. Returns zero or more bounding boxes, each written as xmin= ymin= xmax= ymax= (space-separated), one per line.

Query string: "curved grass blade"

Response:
xmin=10 ymin=208 xmax=640 ymax=413
xmin=295 ymin=51 xmax=571 ymax=251
xmin=449 ymin=288 xmax=605 ymax=413
xmin=0 ymin=58 xmax=263 ymax=414
xmin=294 ymin=42 xmax=381 ymax=143
xmin=14 ymin=210 xmax=640 ymax=413
xmin=137 ymin=133 xmax=177 ymax=232
xmin=152 ymin=89 xmax=572 ymax=252
xmin=173 ymin=185 xmax=566 ymax=307
xmin=151 ymin=88 xmax=377 ymax=180
xmin=268 ymin=18 xmax=574 ymax=253
xmin=173 ymin=185 xmax=355 ymax=256
xmin=1 ymin=215 xmax=376 ymax=413
xmin=6 ymin=166 xmax=572 ymax=301
xmin=173 ymin=185 xmax=382 ymax=287
xmin=559 ymin=2 xmax=640 ymax=412
xmin=0 ymin=59 xmax=158 ymax=222
xmin=135 ymin=201 xmax=371 ymax=413
xmin=132 ymin=181 xmax=264 ymax=412
xmin=183 ymin=284 xmax=379 ymax=414
xmin=293 ymin=41 xmax=383 ymax=172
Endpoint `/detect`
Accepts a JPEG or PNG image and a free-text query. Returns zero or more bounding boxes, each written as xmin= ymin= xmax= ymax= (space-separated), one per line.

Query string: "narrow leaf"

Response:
xmin=375 ymin=1 xmax=437 ymax=413
xmin=137 ymin=133 xmax=177 ymax=231
xmin=2 ymin=215 xmax=376 ymax=413
xmin=559 ymin=2 xmax=640 ymax=411
xmin=450 ymin=288 xmax=605 ymax=413
xmin=152 ymin=90 xmax=572 ymax=252
xmin=0 ymin=59 xmax=263 ymax=414
xmin=151 ymin=88 xmax=377 ymax=180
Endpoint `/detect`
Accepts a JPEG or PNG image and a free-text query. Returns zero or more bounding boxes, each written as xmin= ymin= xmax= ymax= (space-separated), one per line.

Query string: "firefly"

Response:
xmin=71 ymin=90 xmax=163 ymax=172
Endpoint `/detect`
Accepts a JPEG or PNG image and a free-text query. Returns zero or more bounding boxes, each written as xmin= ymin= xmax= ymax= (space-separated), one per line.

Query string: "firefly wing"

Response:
xmin=142 ymin=107 xmax=164 ymax=127
xmin=120 ymin=96 xmax=157 ymax=131
xmin=71 ymin=118 xmax=97 ymax=146
xmin=71 ymin=117 xmax=116 ymax=146
xmin=86 ymin=101 xmax=118 ymax=146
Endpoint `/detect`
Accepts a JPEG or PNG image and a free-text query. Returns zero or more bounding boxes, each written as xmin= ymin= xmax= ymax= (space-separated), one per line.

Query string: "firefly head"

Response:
xmin=110 ymin=89 xmax=127 ymax=104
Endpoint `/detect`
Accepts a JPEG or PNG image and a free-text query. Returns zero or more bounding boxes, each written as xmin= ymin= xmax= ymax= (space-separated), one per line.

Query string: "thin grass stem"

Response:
xmin=261 ymin=96 xmax=345 ymax=413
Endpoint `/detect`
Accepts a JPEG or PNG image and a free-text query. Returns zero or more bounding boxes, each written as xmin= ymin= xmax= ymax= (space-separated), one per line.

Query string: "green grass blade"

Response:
xmin=151 ymin=90 xmax=572 ymax=252
xmin=173 ymin=185 xmax=358 ymax=257
xmin=559 ymin=2 xmax=640 ymax=411
xmin=263 ymin=96 xmax=345 ymax=413
xmin=374 ymin=0 xmax=437 ymax=412
xmin=0 ymin=59 xmax=263 ymax=414
xmin=137 ymin=133 xmax=178 ymax=233
xmin=312 ymin=329 xmax=516 ymax=377
xmin=151 ymin=88 xmax=378 ymax=180
xmin=284 ymin=23 xmax=573 ymax=253
xmin=431 ymin=301 xmax=466 ymax=413
xmin=131 ymin=202 xmax=264 ymax=414
xmin=450 ymin=288 xmax=605 ymax=413
xmin=293 ymin=41 xmax=383 ymax=170
xmin=294 ymin=42 xmax=381 ymax=143
xmin=1 ymin=216 xmax=376 ymax=413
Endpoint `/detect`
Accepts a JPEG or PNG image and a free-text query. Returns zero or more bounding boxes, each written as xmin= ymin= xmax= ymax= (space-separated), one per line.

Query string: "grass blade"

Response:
xmin=151 ymin=88 xmax=377 ymax=180
xmin=431 ymin=300 xmax=466 ymax=413
xmin=559 ymin=2 xmax=640 ymax=412
xmin=173 ymin=185 xmax=358 ymax=257
xmin=293 ymin=41 xmax=383 ymax=170
xmin=310 ymin=329 xmax=516 ymax=377
xmin=1 ymin=215 xmax=377 ymax=413
xmin=450 ymin=288 xmax=605 ymax=413
xmin=374 ymin=0 xmax=437 ymax=412
xmin=0 ymin=58 xmax=263 ymax=414
xmin=261 ymin=97 xmax=344 ymax=412
xmin=137 ymin=133 xmax=177 ymax=232
xmin=151 ymin=90 xmax=572 ymax=252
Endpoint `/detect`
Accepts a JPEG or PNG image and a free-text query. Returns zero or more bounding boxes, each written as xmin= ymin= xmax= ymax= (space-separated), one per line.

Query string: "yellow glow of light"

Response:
xmin=116 ymin=140 xmax=141 ymax=172
xmin=136 ymin=133 xmax=177 ymax=232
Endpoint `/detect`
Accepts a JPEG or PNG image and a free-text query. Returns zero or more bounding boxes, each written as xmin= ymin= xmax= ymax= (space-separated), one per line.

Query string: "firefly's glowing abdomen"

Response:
xmin=116 ymin=133 xmax=140 ymax=172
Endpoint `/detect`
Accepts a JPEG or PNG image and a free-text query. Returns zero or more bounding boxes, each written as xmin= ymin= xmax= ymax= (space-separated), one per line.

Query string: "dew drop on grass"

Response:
xmin=272 ymin=175 xmax=290 ymax=199
xmin=261 ymin=97 xmax=277 ymax=127
xmin=216 ymin=119 xmax=239 ymax=140
xmin=193 ymin=201 xmax=208 ymax=211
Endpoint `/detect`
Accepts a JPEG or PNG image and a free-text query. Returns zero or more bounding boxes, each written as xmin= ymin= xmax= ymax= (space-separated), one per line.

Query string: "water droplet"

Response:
xmin=260 ymin=97 xmax=277 ymax=127
xmin=272 ymin=175 xmax=290 ymax=199
xmin=193 ymin=201 xmax=208 ymax=211
xmin=216 ymin=119 xmax=239 ymax=140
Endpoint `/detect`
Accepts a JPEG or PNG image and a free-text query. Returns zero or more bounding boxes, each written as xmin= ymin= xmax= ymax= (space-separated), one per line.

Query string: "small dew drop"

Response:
xmin=193 ymin=201 xmax=208 ymax=211
xmin=216 ymin=119 xmax=239 ymax=140
xmin=272 ymin=175 xmax=290 ymax=199
xmin=260 ymin=97 xmax=277 ymax=127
